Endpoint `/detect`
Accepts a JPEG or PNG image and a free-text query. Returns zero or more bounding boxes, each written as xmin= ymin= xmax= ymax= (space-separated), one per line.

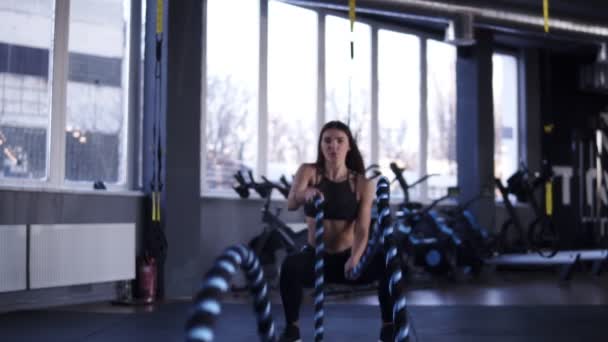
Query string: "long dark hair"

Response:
xmin=315 ymin=120 xmax=365 ymax=174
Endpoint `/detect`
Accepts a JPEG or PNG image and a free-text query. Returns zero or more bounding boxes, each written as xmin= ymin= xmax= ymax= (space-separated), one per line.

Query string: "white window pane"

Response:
xmin=0 ymin=2 xmax=53 ymax=180
xmin=205 ymin=0 xmax=259 ymax=192
xmin=268 ymin=1 xmax=316 ymax=180
xmin=378 ymin=29 xmax=420 ymax=198
xmin=325 ymin=16 xmax=371 ymax=165
xmin=427 ymin=39 xmax=457 ymax=199
xmin=65 ymin=0 xmax=129 ymax=184
xmin=493 ymin=53 xmax=519 ymax=186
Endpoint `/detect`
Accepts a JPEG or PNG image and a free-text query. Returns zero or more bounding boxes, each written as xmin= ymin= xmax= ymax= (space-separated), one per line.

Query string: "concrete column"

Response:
xmin=456 ymin=29 xmax=495 ymax=230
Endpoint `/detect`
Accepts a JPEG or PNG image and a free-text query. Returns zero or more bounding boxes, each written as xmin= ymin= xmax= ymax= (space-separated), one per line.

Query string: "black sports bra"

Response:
xmin=303 ymin=171 xmax=359 ymax=221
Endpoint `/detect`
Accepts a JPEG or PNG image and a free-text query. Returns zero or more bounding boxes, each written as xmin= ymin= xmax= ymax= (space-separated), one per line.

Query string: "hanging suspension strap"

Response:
xmin=143 ymin=0 xmax=168 ymax=285
xmin=543 ymin=0 xmax=550 ymax=33
xmin=346 ymin=0 xmax=356 ymax=125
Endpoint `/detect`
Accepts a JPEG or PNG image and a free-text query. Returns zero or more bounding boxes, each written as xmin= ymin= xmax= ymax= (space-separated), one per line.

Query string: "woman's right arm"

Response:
xmin=287 ymin=164 xmax=312 ymax=210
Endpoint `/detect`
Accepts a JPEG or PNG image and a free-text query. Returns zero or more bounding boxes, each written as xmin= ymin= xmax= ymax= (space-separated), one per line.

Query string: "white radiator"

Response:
xmin=0 ymin=225 xmax=27 ymax=292
xmin=30 ymin=223 xmax=135 ymax=289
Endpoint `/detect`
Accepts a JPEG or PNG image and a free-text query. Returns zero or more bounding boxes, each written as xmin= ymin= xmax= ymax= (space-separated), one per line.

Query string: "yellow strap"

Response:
xmin=543 ymin=0 xmax=549 ymax=33
xmin=349 ymin=0 xmax=356 ymax=32
xmin=152 ymin=192 xmax=157 ymax=221
xmin=545 ymin=181 xmax=553 ymax=216
xmin=156 ymin=0 xmax=163 ymax=34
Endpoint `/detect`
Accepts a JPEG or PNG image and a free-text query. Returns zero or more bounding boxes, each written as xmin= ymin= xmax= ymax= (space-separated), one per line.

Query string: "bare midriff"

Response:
xmin=305 ymin=217 xmax=354 ymax=253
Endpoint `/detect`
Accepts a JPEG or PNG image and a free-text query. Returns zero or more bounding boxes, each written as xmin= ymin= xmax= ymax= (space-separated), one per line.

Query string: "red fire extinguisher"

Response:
xmin=138 ymin=255 xmax=157 ymax=303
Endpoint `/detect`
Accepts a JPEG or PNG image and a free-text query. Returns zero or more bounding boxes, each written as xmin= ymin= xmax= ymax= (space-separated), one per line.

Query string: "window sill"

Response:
xmin=0 ymin=182 xmax=143 ymax=197
xmin=201 ymin=190 xmax=287 ymax=202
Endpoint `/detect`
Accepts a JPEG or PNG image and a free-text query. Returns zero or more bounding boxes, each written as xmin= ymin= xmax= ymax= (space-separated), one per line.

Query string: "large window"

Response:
xmin=205 ymin=0 xmax=259 ymax=192
xmin=0 ymin=1 xmax=54 ymax=180
xmin=0 ymin=1 xmax=138 ymax=189
xmin=66 ymin=0 xmax=130 ymax=184
xmin=378 ymin=29 xmax=420 ymax=198
xmin=427 ymin=39 xmax=457 ymax=199
xmin=493 ymin=53 xmax=519 ymax=185
xmin=267 ymin=1 xmax=317 ymax=180
xmin=325 ymin=16 xmax=371 ymax=164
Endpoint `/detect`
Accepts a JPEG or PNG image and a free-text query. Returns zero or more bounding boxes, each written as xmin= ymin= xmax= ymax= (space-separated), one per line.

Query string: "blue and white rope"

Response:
xmin=376 ymin=177 xmax=410 ymax=342
xmin=320 ymin=177 xmax=410 ymax=342
xmin=345 ymin=199 xmax=383 ymax=280
xmin=187 ymin=177 xmax=411 ymax=342
xmin=429 ymin=211 xmax=462 ymax=246
xmin=185 ymin=244 xmax=276 ymax=342
xmin=313 ymin=196 xmax=325 ymax=342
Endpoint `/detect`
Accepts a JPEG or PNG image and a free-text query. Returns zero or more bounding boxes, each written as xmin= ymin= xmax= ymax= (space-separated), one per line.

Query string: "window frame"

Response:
xmin=200 ymin=1 xmax=523 ymax=205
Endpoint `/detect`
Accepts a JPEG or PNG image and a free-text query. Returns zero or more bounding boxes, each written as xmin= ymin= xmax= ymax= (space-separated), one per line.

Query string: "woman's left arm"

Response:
xmin=349 ymin=177 xmax=375 ymax=264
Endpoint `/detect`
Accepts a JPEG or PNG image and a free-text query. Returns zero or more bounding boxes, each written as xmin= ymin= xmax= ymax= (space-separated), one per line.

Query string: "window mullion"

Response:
xmin=48 ymin=0 xmax=70 ymax=187
xmin=201 ymin=0 xmax=208 ymax=194
xmin=257 ymin=0 xmax=268 ymax=178
xmin=317 ymin=11 xmax=325 ymax=133
xmin=370 ymin=26 xmax=378 ymax=165
xmin=125 ymin=0 xmax=141 ymax=190
xmin=419 ymin=38 xmax=428 ymax=201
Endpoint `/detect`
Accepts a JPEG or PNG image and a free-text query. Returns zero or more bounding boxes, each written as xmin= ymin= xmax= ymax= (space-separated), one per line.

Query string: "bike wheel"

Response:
xmin=499 ymin=219 xmax=526 ymax=254
xmin=528 ymin=218 xmax=560 ymax=258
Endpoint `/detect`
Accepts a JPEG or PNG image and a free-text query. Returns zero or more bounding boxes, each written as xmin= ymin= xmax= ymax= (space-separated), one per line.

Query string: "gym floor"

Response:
xmin=1 ymin=270 xmax=607 ymax=341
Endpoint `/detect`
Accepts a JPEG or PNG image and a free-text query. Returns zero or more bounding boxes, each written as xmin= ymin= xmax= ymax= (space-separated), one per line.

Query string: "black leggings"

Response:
xmin=279 ymin=246 xmax=392 ymax=324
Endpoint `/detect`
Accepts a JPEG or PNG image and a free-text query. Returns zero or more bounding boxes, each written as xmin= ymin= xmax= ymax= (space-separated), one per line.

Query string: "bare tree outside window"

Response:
xmin=205 ymin=75 xmax=256 ymax=190
xmin=378 ymin=29 xmax=420 ymax=199
xmin=267 ymin=1 xmax=317 ymax=180
xmin=493 ymin=53 xmax=519 ymax=190
xmin=205 ymin=0 xmax=258 ymax=193
xmin=325 ymin=16 xmax=372 ymax=164
xmin=427 ymin=39 xmax=457 ymax=199
xmin=325 ymin=87 xmax=371 ymax=161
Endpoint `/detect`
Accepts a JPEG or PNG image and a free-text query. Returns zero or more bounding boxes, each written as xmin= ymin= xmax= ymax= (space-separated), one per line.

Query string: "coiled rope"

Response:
xmin=186 ymin=244 xmax=276 ymax=342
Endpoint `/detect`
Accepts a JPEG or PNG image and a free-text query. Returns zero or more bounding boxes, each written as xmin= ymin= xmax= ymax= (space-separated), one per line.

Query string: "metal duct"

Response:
xmin=444 ymin=12 xmax=475 ymax=46
xmin=280 ymin=0 xmax=608 ymax=41
xmin=598 ymin=43 xmax=608 ymax=64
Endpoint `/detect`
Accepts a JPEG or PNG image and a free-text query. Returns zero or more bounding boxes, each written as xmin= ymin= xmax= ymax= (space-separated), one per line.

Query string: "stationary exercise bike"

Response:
xmin=394 ymin=188 xmax=465 ymax=277
xmin=495 ymin=162 xmax=560 ymax=257
xmin=388 ymin=162 xmax=458 ymax=275
xmin=233 ymin=171 xmax=308 ymax=287
xmin=439 ymin=191 xmax=498 ymax=275
xmin=389 ymin=161 xmax=438 ymax=211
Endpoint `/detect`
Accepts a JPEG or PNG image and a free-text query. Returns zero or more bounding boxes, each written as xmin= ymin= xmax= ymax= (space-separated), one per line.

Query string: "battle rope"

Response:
xmin=185 ymin=245 xmax=276 ymax=342
xmin=375 ymin=177 xmax=410 ymax=342
xmin=313 ymin=196 xmax=325 ymax=342
xmin=319 ymin=177 xmax=410 ymax=342
xmin=186 ymin=178 xmax=411 ymax=342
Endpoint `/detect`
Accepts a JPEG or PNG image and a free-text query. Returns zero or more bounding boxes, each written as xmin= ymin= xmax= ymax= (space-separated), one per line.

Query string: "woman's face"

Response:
xmin=321 ymin=128 xmax=350 ymax=164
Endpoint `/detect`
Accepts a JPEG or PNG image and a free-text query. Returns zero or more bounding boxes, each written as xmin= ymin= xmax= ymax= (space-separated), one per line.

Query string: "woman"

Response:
xmin=279 ymin=121 xmax=394 ymax=342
